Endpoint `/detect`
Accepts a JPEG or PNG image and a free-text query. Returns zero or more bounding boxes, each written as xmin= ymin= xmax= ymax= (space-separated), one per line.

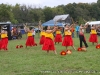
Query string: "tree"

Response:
xmin=43 ymin=7 xmax=53 ymax=21
xmin=0 ymin=4 xmax=17 ymax=23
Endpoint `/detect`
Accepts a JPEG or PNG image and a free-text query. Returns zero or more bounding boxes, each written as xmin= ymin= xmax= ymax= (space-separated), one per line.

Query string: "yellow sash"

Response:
xmin=40 ymin=31 xmax=45 ymax=36
xmin=91 ymin=30 xmax=97 ymax=34
xmin=4 ymin=33 xmax=8 ymax=37
xmin=27 ymin=32 xmax=32 ymax=36
xmin=45 ymin=33 xmax=54 ymax=39
xmin=65 ymin=31 xmax=72 ymax=35
xmin=56 ymin=31 xmax=61 ymax=34
xmin=1 ymin=34 xmax=5 ymax=38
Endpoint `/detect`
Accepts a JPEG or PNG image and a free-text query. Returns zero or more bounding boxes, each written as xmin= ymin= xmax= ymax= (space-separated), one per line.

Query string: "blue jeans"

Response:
xmin=76 ymin=31 xmax=79 ymax=37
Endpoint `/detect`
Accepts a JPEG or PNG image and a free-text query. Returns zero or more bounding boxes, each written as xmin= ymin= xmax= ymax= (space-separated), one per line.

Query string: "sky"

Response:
xmin=0 ymin=0 xmax=97 ymax=7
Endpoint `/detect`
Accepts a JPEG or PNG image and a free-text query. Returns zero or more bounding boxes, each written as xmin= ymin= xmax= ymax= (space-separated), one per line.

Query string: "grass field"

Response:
xmin=0 ymin=33 xmax=100 ymax=75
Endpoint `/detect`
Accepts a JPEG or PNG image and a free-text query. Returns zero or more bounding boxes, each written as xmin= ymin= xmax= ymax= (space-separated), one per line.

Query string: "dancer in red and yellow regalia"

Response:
xmin=62 ymin=25 xmax=76 ymax=50
xmin=54 ymin=26 xmax=62 ymax=44
xmin=89 ymin=25 xmax=98 ymax=45
xmin=42 ymin=26 xmax=57 ymax=54
xmin=0 ymin=26 xmax=8 ymax=50
xmin=39 ymin=27 xmax=46 ymax=45
xmin=26 ymin=27 xmax=37 ymax=47
xmin=0 ymin=40 xmax=1 ymax=50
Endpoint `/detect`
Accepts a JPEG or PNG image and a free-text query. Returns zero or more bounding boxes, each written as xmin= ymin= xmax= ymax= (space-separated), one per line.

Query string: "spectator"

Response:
xmin=32 ymin=29 xmax=35 ymax=37
xmin=75 ymin=23 xmax=80 ymax=37
xmin=97 ymin=26 xmax=100 ymax=36
xmin=17 ymin=27 xmax=22 ymax=39
xmin=71 ymin=26 xmax=75 ymax=38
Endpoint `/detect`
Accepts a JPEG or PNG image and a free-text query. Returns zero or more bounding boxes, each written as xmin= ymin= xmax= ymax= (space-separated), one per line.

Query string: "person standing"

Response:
xmin=42 ymin=26 xmax=57 ymax=54
xmin=39 ymin=27 xmax=46 ymax=45
xmin=54 ymin=26 xmax=62 ymax=44
xmin=71 ymin=24 xmax=75 ymax=38
xmin=89 ymin=25 xmax=98 ymax=45
xmin=0 ymin=26 xmax=8 ymax=50
xmin=32 ymin=28 xmax=35 ymax=38
xmin=79 ymin=24 xmax=88 ymax=48
xmin=62 ymin=25 xmax=76 ymax=50
xmin=75 ymin=23 xmax=80 ymax=37
xmin=25 ymin=27 xmax=37 ymax=48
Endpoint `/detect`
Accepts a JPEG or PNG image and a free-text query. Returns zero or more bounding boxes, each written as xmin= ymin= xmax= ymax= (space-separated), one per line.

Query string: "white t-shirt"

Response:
xmin=82 ymin=29 xmax=84 ymax=33
xmin=32 ymin=30 xmax=35 ymax=35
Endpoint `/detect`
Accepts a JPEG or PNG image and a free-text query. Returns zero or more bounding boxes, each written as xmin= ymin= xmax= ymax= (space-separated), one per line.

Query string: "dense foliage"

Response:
xmin=0 ymin=0 xmax=100 ymax=24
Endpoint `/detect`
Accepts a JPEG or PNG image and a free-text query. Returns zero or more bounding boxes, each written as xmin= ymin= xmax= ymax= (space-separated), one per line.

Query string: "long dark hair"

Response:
xmin=44 ymin=26 xmax=48 ymax=31
xmin=29 ymin=27 xmax=33 ymax=30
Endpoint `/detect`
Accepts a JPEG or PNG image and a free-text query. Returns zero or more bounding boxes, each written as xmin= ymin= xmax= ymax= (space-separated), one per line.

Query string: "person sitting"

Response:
xmin=11 ymin=27 xmax=18 ymax=40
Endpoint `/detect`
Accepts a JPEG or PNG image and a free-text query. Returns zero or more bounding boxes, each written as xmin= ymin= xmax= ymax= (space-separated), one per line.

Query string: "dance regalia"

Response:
xmin=26 ymin=32 xmax=37 ymax=47
xmin=42 ymin=32 xmax=55 ymax=51
xmin=54 ymin=30 xmax=62 ymax=43
xmin=89 ymin=29 xmax=98 ymax=43
xmin=0 ymin=40 xmax=1 ymax=50
xmin=1 ymin=33 xmax=8 ymax=50
xmin=39 ymin=31 xmax=45 ymax=45
xmin=62 ymin=30 xmax=73 ymax=46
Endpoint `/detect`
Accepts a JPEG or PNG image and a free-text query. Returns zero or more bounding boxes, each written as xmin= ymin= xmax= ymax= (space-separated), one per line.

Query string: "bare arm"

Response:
xmin=46 ymin=26 xmax=57 ymax=33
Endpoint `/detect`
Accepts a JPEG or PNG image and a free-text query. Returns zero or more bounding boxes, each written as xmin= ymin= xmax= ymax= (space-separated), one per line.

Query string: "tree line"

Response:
xmin=0 ymin=0 xmax=100 ymax=25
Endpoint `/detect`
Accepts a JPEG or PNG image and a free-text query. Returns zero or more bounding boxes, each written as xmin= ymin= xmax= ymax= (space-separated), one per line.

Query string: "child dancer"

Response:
xmin=42 ymin=26 xmax=57 ymax=54
xmin=26 ymin=27 xmax=37 ymax=48
xmin=39 ymin=26 xmax=46 ymax=45
xmin=54 ymin=26 xmax=62 ymax=44
xmin=0 ymin=26 xmax=8 ymax=50
xmin=62 ymin=25 xmax=76 ymax=50
xmin=79 ymin=24 xmax=88 ymax=48
xmin=89 ymin=25 xmax=98 ymax=45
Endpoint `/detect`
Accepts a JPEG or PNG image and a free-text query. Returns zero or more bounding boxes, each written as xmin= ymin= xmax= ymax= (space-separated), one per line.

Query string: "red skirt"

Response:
xmin=62 ymin=35 xmax=73 ymax=46
xmin=54 ymin=34 xmax=62 ymax=42
xmin=89 ymin=34 xmax=98 ymax=43
xmin=0 ymin=40 xmax=1 ymax=50
xmin=1 ymin=37 xmax=8 ymax=50
xmin=39 ymin=35 xmax=45 ymax=45
xmin=26 ymin=36 xmax=37 ymax=47
xmin=42 ymin=37 xmax=55 ymax=51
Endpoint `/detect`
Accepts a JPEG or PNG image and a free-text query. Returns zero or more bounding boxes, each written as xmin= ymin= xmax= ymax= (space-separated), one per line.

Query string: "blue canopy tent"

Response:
xmin=42 ymin=20 xmax=63 ymax=26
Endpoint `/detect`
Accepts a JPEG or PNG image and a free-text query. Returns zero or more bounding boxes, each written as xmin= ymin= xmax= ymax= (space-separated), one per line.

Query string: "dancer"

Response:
xmin=39 ymin=26 xmax=46 ymax=45
xmin=79 ymin=24 xmax=88 ymax=48
xmin=42 ymin=26 xmax=57 ymax=54
xmin=89 ymin=25 xmax=98 ymax=45
xmin=62 ymin=24 xmax=76 ymax=50
xmin=0 ymin=26 xmax=8 ymax=50
xmin=25 ymin=27 xmax=37 ymax=48
xmin=54 ymin=26 xmax=62 ymax=44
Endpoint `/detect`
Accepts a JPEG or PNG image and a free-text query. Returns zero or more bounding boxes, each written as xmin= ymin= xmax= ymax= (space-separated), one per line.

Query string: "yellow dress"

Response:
xmin=1 ymin=34 xmax=5 ymax=38
xmin=91 ymin=29 xmax=97 ymax=34
xmin=56 ymin=31 xmax=61 ymax=34
xmin=45 ymin=32 xmax=54 ymax=39
xmin=64 ymin=30 xmax=72 ymax=35
xmin=40 ymin=31 xmax=45 ymax=37
xmin=4 ymin=33 xmax=8 ymax=38
xmin=27 ymin=32 xmax=32 ymax=36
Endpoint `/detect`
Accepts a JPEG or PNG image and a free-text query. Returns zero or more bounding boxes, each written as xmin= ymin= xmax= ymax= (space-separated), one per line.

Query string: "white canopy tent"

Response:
xmin=85 ymin=21 xmax=100 ymax=26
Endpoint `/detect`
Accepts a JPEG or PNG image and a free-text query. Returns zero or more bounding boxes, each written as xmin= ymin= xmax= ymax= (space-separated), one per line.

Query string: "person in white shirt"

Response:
xmin=32 ymin=29 xmax=35 ymax=37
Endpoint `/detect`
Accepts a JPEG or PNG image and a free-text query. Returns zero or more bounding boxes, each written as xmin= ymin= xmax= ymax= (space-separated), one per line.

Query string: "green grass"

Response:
xmin=0 ymin=33 xmax=100 ymax=75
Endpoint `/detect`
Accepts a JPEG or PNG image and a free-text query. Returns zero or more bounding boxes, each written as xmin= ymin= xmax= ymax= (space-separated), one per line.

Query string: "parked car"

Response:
xmin=34 ymin=28 xmax=41 ymax=33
